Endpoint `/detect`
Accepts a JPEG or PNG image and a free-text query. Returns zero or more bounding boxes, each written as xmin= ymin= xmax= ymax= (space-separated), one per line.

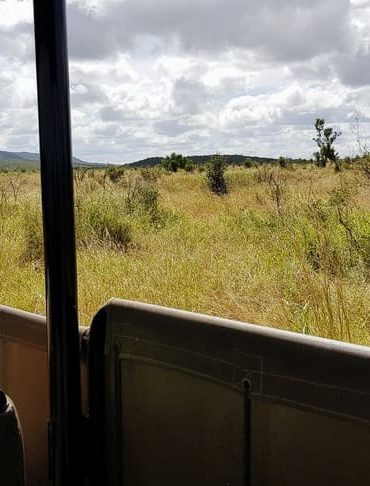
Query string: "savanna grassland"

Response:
xmin=0 ymin=163 xmax=369 ymax=344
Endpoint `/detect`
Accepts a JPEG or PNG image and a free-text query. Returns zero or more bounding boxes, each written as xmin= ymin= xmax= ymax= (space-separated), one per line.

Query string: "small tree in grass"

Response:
xmin=313 ymin=118 xmax=342 ymax=168
xmin=278 ymin=156 xmax=290 ymax=169
xmin=184 ymin=159 xmax=195 ymax=172
xmin=206 ymin=155 xmax=228 ymax=195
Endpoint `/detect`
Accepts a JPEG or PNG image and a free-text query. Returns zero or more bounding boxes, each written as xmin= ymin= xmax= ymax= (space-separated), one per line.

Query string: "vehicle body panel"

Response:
xmin=89 ymin=299 xmax=370 ymax=485
xmin=0 ymin=306 xmax=88 ymax=486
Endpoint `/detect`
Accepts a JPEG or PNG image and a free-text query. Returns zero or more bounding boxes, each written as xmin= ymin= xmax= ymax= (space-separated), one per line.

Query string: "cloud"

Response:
xmin=71 ymin=79 xmax=107 ymax=106
xmin=99 ymin=106 xmax=124 ymax=122
xmin=66 ymin=0 xmax=352 ymax=62
xmin=0 ymin=22 xmax=34 ymax=62
xmin=219 ymin=84 xmax=350 ymax=129
xmin=0 ymin=0 xmax=368 ymax=162
xmin=335 ymin=48 xmax=370 ymax=86
xmin=154 ymin=119 xmax=193 ymax=136
xmin=67 ymin=3 xmax=118 ymax=60
xmin=171 ymin=77 xmax=209 ymax=114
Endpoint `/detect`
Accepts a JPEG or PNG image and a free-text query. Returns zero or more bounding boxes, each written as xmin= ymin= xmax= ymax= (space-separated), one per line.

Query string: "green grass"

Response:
xmin=0 ymin=164 xmax=369 ymax=344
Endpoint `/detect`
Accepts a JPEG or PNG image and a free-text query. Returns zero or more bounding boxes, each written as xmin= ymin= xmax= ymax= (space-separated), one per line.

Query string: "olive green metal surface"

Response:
xmin=2 ymin=301 xmax=370 ymax=485
xmin=0 ymin=306 xmax=88 ymax=486
xmin=89 ymin=299 xmax=370 ymax=486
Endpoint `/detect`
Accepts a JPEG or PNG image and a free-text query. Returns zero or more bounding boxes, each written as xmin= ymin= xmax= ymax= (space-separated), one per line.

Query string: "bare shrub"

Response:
xmin=268 ymin=174 xmax=287 ymax=214
xmin=77 ymin=198 xmax=133 ymax=251
xmin=253 ymin=166 xmax=273 ymax=184
xmin=125 ymin=177 xmax=160 ymax=220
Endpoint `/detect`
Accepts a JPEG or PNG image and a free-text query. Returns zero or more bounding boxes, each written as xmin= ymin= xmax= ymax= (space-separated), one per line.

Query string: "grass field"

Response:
xmin=0 ymin=164 xmax=369 ymax=344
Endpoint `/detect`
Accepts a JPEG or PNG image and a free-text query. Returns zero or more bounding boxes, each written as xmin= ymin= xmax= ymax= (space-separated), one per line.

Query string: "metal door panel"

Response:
xmin=0 ymin=305 xmax=88 ymax=486
xmin=252 ymin=398 xmax=370 ymax=485
xmin=88 ymin=299 xmax=370 ymax=485
xmin=0 ymin=306 xmax=49 ymax=486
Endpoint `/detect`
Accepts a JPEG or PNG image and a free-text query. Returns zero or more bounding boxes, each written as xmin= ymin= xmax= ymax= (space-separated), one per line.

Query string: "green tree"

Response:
xmin=206 ymin=155 xmax=228 ymax=195
xmin=244 ymin=159 xmax=253 ymax=168
xmin=161 ymin=152 xmax=187 ymax=172
xmin=278 ymin=156 xmax=288 ymax=169
xmin=184 ymin=159 xmax=195 ymax=172
xmin=313 ymin=118 xmax=342 ymax=168
xmin=106 ymin=165 xmax=125 ymax=183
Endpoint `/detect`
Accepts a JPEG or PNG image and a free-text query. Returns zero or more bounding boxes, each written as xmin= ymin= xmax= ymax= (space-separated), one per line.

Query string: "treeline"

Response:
xmin=129 ymin=153 xmax=278 ymax=169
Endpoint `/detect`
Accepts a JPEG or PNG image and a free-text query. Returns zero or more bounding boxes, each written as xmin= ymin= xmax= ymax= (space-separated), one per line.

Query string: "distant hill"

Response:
xmin=0 ymin=150 xmax=103 ymax=169
xmin=128 ymin=154 xmax=277 ymax=168
xmin=0 ymin=150 xmax=279 ymax=170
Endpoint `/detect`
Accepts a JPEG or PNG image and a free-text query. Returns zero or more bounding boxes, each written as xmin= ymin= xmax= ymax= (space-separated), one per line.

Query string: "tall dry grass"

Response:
xmin=0 ymin=164 xmax=369 ymax=344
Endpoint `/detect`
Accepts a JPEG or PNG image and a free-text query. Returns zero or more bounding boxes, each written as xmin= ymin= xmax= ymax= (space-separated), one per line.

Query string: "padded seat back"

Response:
xmin=0 ymin=390 xmax=25 ymax=486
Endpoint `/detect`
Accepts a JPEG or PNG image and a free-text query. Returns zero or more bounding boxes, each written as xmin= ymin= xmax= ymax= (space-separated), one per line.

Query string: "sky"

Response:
xmin=1 ymin=0 xmax=370 ymax=163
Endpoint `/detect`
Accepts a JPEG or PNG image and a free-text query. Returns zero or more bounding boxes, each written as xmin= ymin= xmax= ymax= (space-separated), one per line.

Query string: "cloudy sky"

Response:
xmin=1 ymin=0 xmax=370 ymax=163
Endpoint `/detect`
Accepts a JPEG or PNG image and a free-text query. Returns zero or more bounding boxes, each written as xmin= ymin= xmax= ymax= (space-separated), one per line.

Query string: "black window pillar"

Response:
xmin=32 ymin=1 xmax=83 ymax=484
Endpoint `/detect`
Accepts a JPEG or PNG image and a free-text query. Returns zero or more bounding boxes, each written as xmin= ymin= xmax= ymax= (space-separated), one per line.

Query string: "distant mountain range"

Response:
xmin=128 ymin=154 xmax=277 ymax=168
xmin=0 ymin=150 xmax=103 ymax=169
xmin=0 ymin=150 xmax=279 ymax=170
